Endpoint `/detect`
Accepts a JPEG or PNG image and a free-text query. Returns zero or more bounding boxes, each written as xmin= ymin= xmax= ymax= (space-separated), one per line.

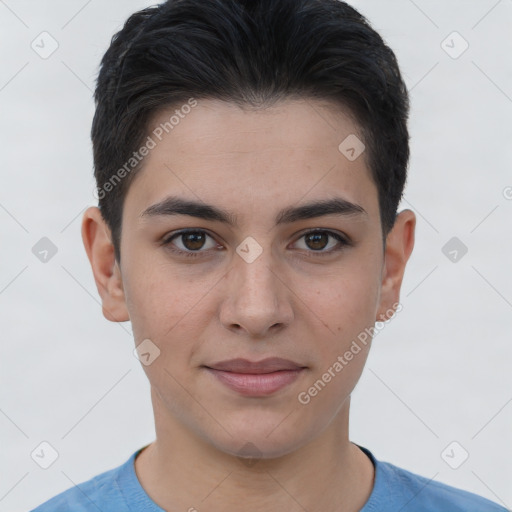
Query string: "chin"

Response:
xmin=213 ymin=434 xmax=304 ymax=462
xmin=202 ymin=411 xmax=317 ymax=461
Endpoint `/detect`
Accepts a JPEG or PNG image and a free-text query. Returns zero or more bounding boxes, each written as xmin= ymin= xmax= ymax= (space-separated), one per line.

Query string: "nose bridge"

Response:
xmin=220 ymin=241 xmax=293 ymax=336
xmin=237 ymin=249 xmax=278 ymax=303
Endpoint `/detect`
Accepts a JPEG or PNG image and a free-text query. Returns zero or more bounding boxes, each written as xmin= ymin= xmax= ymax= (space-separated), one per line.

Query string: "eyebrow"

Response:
xmin=140 ymin=195 xmax=367 ymax=226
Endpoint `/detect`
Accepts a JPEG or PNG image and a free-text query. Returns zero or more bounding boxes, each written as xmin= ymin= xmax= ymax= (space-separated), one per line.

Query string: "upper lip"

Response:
xmin=205 ymin=357 xmax=306 ymax=374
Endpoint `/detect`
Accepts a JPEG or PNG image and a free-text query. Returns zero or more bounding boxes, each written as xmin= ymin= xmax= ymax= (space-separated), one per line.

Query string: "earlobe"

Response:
xmin=376 ymin=209 xmax=416 ymax=322
xmin=81 ymin=206 xmax=130 ymax=323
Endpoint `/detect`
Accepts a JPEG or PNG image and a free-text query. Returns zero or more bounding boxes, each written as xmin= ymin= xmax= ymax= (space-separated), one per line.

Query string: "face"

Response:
xmin=83 ymin=98 xmax=414 ymax=459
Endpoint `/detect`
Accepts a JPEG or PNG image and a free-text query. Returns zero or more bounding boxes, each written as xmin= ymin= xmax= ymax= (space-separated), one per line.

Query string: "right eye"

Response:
xmin=162 ymin=229 xmax=222 ymax=258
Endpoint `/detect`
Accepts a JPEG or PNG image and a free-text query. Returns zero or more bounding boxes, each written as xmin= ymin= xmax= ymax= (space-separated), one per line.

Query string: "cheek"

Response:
xmin=295 ymin=273 xmax=378 ymax=415
xmin=299 ymin=263 xmax=381 ymax=341
xmin=123 ymin=260 xmax=218 ymax=342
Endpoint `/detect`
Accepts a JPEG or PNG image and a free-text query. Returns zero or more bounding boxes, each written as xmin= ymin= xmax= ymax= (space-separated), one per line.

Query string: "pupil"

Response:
xmin=306 ymin=232 xmax=328 ymax=250
xmin=183 ymin=232 xmax=205 ymax=250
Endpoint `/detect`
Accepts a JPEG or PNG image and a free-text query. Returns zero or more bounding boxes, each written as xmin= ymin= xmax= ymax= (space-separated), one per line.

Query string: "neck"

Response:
xmin=135 ymin=390 xmax=375 ymax=512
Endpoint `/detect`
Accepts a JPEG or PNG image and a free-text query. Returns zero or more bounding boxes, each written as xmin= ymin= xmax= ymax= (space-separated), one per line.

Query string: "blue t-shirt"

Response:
xmin=31 ymin=445 xmax=507 ymax=511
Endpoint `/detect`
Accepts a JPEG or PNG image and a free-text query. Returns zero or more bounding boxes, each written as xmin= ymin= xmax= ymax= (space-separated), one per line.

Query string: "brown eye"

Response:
xmin=163 ymin=230 xmax=219 ymax=256
xmin=304 ymin=232 xmax=329 ymax=250
xmin=181 ymin=232 xmax=207 ymax=251
xmin=293 ymin=230 xmax=348 ymax=253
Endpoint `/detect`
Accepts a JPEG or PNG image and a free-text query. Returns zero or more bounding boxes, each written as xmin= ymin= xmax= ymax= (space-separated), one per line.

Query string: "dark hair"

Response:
xmin=92 ymin=0 xmax=410 ymax=262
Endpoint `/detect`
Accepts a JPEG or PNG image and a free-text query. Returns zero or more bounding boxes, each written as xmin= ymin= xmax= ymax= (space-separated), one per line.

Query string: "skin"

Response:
xmin=82 ymin=98 xmax=415 ymax=511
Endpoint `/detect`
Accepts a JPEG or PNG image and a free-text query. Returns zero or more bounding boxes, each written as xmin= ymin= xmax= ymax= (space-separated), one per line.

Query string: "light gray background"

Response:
xmin=1 ymin=1 xmax=511 ymax=511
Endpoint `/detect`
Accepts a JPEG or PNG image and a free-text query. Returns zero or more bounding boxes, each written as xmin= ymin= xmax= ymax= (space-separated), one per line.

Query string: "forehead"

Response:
xmin=124 ymin=98 xmax=379 ymax=224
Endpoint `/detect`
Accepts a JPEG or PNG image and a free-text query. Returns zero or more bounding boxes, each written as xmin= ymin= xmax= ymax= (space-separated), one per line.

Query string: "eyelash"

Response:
xmin=161 ymin=228 xmax=351 ymax=259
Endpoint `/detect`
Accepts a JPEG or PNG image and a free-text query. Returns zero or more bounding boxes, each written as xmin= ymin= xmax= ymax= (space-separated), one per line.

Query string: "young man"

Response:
xmin=32 ymin=0 xmax=507 ymax=510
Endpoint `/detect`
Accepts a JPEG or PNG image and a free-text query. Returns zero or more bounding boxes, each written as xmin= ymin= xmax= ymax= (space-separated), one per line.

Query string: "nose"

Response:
xmin=219 ymin=249 xmax=294 ymax=338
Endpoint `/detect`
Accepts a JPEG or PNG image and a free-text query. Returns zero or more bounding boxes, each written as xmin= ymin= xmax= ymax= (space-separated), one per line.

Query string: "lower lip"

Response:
xmin=206 ymin=368 xmax=304 ymax=396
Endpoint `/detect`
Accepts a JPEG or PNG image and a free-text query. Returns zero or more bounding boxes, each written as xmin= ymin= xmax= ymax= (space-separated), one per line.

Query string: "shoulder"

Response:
xmin=358 ymin=445 xmax=508 ymax=512
xmin=381 ymin=461 xmax=506 ymax=511
xmin=30 ymin=453 xmax=136 ymax=512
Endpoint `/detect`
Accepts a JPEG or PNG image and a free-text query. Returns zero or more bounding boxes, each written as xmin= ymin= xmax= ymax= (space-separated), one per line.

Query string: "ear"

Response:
xmin=376 ymin=209 xmax=416 ymax=321
xmin=81 ymin=206 xmax=130 ymax=322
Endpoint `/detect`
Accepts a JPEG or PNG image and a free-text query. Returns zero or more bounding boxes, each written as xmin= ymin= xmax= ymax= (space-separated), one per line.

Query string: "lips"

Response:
xmin=206 ymin=357 xmax=305 ymax=374
xmin=204 ymin=358 xmax=306 ymax=396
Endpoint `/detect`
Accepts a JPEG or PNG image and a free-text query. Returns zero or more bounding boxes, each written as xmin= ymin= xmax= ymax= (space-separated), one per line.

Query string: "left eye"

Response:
xmin=293 ymin=230 xmax=346 ymax=252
